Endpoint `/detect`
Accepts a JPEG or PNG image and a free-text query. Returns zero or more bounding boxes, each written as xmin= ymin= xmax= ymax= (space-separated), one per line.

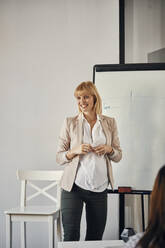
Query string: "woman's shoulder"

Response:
xmin=62 ymin=114 xmax=80 ymax=126
xmin=99 ymin=114 xmax=115 ymax=121
xmin=99 ymin=115 xmax=117 ymax=130
xmin=66 ymin=114 xmax=80 ymax=121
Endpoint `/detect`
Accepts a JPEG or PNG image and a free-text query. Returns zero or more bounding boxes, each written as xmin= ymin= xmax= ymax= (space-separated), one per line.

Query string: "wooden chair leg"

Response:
xmin=48 ymin=216 xmax=54 ymax=248
xmin=20 ymin=222 xmax=26 ymax=248
xmin=6 ymin=214 xmax=12 ymax=248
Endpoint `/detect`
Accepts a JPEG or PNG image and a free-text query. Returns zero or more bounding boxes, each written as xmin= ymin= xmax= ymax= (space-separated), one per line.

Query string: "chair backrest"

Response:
xmin=17 ymin=169 xmax=63 ymax=207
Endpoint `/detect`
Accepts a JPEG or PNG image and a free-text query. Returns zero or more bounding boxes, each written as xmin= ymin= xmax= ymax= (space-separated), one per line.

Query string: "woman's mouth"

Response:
xmin=81 ymin=104 xmax=88 ymax=108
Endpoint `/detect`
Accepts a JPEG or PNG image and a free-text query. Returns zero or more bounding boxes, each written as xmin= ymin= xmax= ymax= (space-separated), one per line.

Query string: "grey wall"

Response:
xmin=148 ymin=48 xmax=165 ymax=62
xmin=125 ymin=0 xmax=165 ymax=63
xmin=0 ymin=0 xmax=119 ymax=247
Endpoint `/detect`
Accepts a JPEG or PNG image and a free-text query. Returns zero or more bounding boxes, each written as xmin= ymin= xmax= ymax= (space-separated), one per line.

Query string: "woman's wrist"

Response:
xmin=109 ymin=147 xmax=114 ymax=156
xmin=66 ymin=150 xmax=76 ymax=160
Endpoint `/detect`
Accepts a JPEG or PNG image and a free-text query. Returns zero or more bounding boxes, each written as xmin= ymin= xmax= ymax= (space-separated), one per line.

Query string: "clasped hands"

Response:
xmin=73 ymin=144 xmax=112 ymax=156
xmin=66 ymin=144 xmax=114 ymax=160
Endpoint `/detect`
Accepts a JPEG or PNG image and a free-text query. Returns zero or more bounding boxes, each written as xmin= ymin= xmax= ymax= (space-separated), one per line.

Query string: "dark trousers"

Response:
xmin=61 ymin=184 xmax=107 ymax=241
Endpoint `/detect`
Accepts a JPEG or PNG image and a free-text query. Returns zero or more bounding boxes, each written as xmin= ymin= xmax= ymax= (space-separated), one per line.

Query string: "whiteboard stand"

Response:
xmin=107 ymin=190 xmax=151 ymax=239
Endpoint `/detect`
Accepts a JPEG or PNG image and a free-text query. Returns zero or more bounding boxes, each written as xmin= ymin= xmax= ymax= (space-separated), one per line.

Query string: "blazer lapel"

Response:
xmin=99 ymin=115 xmax=110 ymax=145
xmin=76 ymin=113 xmax=83 ymax=145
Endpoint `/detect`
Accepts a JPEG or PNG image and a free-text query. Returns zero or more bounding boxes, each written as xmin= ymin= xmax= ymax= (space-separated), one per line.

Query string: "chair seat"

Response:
xmin=5 ymin=205 xmax=60 ymax=215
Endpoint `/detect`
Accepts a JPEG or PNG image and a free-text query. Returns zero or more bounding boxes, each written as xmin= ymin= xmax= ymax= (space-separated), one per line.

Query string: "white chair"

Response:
xmin=4 ymin=169 xmax=63 ymax=248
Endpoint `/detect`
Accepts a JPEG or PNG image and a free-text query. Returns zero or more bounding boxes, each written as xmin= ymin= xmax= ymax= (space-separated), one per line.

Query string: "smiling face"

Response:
xmin=74 ymin=81 xmax=102 ymax=115
xmin=76 ymin=91 xmax=95 ymax=114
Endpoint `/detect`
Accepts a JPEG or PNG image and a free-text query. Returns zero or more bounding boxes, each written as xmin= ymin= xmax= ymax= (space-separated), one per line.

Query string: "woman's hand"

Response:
xmin=66 ymin=144 xmax=92 ymax=160
xmin=92 ymin=145 xmax=113 ymax=156
xmin=73 ymin=144 xmax=93 ymax=155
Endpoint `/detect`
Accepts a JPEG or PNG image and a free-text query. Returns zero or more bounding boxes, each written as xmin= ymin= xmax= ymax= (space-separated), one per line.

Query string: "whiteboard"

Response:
xmin=94 ymin=63 xmax=165 ymax=190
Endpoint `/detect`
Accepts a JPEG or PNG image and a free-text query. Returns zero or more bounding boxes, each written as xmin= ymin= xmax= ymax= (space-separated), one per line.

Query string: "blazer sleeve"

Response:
xmin=56 ymin=118 xmax=71 ymax=165
xmin=107 ymin=118 xmax=122 ymax=163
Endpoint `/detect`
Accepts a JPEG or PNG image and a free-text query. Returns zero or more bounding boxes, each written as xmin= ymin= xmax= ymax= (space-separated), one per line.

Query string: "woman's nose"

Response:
xmin=80 ymin=98 xmax=85 ymax=104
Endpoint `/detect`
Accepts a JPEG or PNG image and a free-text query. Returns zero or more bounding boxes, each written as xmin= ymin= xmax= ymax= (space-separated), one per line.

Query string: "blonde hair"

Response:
xmin=74 ymin=81 xmax=102 ymax=114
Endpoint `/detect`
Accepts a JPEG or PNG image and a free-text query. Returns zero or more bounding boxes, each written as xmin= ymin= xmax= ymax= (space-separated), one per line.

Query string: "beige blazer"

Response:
xmin=56 ymin=114 xmax=122 ymax=191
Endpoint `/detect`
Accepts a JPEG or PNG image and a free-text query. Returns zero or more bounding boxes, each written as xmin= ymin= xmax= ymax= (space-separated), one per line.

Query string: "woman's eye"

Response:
xmin=84 ymin=95 xmax=89 ymax=99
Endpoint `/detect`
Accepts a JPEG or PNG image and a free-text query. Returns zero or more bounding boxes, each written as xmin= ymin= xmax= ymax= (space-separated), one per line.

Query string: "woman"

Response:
xmin=125 ymin=164 xmax=165 ymax=248
xmin=56 ymin=81 xmax=122 ymax=241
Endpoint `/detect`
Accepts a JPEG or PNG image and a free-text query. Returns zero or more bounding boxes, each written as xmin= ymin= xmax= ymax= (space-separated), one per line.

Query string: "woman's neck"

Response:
xmin=83 ymin=111 xmax=97 ymax=122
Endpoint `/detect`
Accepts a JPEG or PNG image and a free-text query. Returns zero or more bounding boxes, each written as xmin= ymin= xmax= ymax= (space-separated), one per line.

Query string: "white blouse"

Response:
xmin=75 ymin=114 xmax=108 ymax=192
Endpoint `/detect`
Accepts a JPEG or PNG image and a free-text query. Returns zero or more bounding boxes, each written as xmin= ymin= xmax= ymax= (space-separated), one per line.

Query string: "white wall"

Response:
xmin=0 ymin=0 xmax=119 ymax=247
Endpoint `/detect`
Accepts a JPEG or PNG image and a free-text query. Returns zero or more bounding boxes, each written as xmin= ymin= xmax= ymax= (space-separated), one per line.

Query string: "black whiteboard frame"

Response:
xmin=93 ymin=63 xmax=165 ymax=83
